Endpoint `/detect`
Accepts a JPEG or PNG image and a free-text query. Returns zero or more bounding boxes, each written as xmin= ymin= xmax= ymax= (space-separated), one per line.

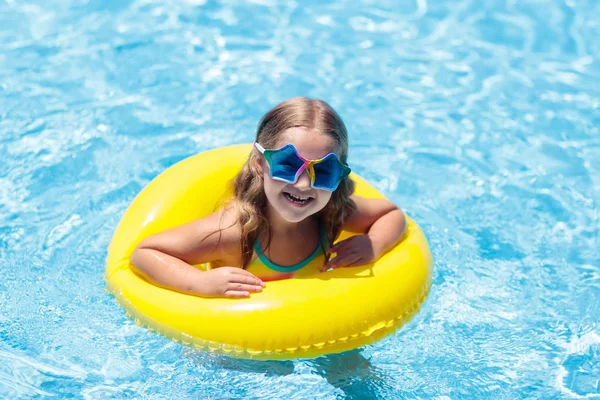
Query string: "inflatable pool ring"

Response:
xmin=105 ymin=144 xmax=433 ymax=360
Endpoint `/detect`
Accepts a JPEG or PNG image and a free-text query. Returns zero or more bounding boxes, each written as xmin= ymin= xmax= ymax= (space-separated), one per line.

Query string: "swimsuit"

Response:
xmin=246 ymin=224 xmax=329 ymax=282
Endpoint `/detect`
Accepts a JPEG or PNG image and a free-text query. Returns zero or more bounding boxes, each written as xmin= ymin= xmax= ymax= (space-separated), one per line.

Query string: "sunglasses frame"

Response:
xmin=254 ymin=142 xmax=351 ymax=191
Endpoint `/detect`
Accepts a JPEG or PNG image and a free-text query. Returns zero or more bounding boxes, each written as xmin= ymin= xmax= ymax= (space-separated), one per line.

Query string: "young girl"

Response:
xmin=131 ymin=97 xmax=406 ymax=298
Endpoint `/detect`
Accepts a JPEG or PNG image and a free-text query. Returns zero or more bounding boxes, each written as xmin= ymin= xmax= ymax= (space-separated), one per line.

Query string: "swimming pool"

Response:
xmin=1 ymin=0 xmax=598 ymax=398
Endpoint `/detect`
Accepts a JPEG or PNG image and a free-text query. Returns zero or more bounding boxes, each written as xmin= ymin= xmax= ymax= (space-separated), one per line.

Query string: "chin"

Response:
xmin=274 ymin=204 xmax=317 ymax=223
xmin=279 ymin=213 xmax=309 ymax=223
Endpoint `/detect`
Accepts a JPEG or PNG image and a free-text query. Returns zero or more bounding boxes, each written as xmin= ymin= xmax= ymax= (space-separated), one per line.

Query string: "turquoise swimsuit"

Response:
xmin=247 ymin=224 xmax=329 ymax=282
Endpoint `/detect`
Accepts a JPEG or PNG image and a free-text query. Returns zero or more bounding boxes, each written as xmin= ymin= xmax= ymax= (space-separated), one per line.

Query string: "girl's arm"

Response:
xmin=131 ymin=207 xmax=264 ymax=298
xmin=321 ymin=195 xmax=406 ymax=271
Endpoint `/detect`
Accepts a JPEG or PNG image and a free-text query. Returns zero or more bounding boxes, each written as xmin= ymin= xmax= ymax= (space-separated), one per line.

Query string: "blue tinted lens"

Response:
xmin=269 ymin=145 xmax=304 ymax=182
xmin=312 ymin=155 xmax=345 ymax=190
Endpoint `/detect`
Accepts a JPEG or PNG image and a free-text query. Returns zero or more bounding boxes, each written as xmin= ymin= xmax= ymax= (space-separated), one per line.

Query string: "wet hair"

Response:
xmin=229 ymin=97 xmax=356 ymax=268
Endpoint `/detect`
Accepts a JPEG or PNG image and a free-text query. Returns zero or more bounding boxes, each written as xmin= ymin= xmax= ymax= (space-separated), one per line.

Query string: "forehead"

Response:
xmin=274 ymin=127 xmax=337 ymax=159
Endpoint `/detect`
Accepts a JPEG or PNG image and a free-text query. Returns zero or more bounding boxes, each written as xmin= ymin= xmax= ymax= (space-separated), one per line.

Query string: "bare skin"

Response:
xmin=131 ymin=194 xmax=406 ymax=298
xmin=322 ymin=195 xmax=406 ymax=271
xmin=131 ymin=128 xmax=406 ymax=298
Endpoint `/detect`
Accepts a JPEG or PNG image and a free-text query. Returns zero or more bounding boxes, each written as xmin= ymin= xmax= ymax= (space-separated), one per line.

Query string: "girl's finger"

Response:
xmin=230 ymin=274 xmax=264 ymax=286
xmin=224 ymin=290 xmax=250 ymax=298
xmin=345 ymin=258 xmax=363 ymax=268
xmin=230 ymin=270 xmax=265 ymax=286
xmin=327 ymin=240 xmax=348 ymax=254
xmin=321 ymin=254 xmax=360 ymax=271
xmin=229 ymin=283 xmax=263 ymax=293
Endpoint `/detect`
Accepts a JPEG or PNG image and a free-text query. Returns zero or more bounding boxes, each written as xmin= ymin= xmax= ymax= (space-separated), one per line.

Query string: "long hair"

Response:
xmin=230 ymin=97 xmax=356 ymax=268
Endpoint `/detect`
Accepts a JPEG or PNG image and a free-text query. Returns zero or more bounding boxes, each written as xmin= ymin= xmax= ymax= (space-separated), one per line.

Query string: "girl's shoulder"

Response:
xmin=183 ymin=202 xmax=245 ymax=267
xmin=133 ymin=203 xmax=243 ymax=267
xmin=204 ymin=202 xmax=243 ymax=256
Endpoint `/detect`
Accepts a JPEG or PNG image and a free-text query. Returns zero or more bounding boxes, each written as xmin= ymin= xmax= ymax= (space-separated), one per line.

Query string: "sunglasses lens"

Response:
xmin=312 ymin=154 xmax=345 ymax=190
xmin=269 ymin=145 xmax=305 ymax=182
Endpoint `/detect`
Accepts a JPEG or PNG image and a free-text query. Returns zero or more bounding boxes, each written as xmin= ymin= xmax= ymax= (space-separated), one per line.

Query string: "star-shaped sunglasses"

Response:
xmin=254 ymin=142 xmax=351 ymax=191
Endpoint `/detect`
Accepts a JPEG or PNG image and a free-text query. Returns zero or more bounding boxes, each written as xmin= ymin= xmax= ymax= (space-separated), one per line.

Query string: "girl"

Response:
xmin=131 ymin=97 xmax=406 ymax=298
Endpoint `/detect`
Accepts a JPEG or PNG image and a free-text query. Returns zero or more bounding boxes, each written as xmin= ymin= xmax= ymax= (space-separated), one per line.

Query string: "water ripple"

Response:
xmin=1 ymin=0 xmax=599 ymax=398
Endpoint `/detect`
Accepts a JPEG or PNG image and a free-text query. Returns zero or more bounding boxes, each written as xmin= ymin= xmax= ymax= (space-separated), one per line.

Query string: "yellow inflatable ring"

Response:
xmin=105 ymin=144 xmax=433 ymax=360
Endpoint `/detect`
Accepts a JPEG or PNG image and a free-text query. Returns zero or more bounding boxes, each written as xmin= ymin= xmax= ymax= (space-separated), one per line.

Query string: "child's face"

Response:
xmin=260 ymin=127 xmax=337 ymax=224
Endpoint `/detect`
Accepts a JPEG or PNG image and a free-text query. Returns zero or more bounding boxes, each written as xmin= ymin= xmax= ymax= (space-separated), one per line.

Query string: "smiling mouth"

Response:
xmin=283 ymin=192 xmax=314 ymax=205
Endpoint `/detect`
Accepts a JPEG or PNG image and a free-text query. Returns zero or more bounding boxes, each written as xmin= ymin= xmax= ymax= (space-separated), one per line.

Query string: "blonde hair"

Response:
xmin=230 ymin=97 xmax=356 ymax=268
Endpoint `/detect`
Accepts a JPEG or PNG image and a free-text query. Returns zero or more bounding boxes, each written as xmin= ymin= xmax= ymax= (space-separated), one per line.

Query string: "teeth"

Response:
xmin=285 ymin=193 xmax=311 ymax=203
xmin=289 ymin=193 xmax=308 ymax=201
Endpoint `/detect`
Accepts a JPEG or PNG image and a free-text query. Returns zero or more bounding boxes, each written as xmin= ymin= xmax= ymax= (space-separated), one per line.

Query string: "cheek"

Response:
xmin=316 ymin=191 xmax=333 ymax=206
xmin=263 ymin=173 xmax=285 ymax=192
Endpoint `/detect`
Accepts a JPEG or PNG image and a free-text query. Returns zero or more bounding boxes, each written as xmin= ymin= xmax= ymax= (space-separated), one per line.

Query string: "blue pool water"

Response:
xmin=1 ymin=0 xmax=599 ymax=398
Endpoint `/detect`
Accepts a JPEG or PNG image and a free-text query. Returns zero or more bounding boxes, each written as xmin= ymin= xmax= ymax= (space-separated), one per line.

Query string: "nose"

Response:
xmin=294 ymin=168 xmax=312 ymax=190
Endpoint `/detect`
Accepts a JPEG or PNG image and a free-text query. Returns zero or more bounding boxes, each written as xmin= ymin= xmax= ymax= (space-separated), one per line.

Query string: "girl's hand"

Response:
xmin=195 ymin=267 xmax=265 ymax=298
xmin=320 ymin=234 xmax=383 ymax=272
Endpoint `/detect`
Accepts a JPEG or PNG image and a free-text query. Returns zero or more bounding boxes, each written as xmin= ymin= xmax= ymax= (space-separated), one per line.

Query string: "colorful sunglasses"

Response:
xmin=254 ymin=142 xmax=351 ymax=191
